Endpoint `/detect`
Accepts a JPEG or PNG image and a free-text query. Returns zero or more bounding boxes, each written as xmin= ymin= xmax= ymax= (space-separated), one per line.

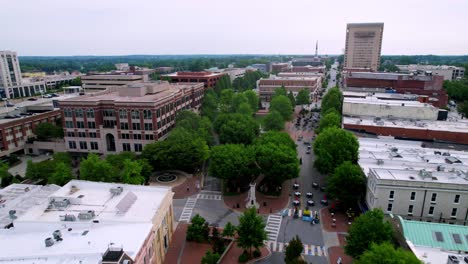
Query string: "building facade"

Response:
xmin=344 ymin=23 xmax=384 ymax=72
xmin=257 ymin=76 xmax=321 ymax=101
xmin=397 ymin=64 xmax=465 ymax=81
xmin=59 ymin=81 xmax=204 ymax=155
xmin=81 ymin=74 xmax=147 ymax=90
xmin=164 ymin=71 xmax=226 ymax=89
xmin=0 ymin=51 xmax=22 ymax=88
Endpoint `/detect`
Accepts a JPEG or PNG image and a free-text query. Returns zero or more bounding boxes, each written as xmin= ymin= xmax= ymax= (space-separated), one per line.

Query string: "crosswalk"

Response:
xmin=283 ymin=209 xmax=320 ymax=218
xmin=197 ymin=190 xmax=222 ymax=200
xmin=265 ymin=241 xmax=327 ymax=257
xmin=265 ymin=213 xmax=282 ymax=241
xmin=178 ymin=197 xmax=197 ymax=222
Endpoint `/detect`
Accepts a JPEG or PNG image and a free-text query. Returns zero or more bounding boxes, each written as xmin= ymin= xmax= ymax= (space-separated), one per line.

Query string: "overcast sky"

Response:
xmin=1 ymin=0 xmax=467 ymax=56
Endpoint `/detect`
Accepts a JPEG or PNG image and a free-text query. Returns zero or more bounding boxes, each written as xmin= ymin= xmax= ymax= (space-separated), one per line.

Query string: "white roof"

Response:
xmin=343 ymin=96 xmax=435 ymax=108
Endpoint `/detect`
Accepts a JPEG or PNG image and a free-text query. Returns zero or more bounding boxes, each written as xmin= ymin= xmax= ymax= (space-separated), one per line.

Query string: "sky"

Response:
xmin=1 ymin=0 xmax=468 ymax=56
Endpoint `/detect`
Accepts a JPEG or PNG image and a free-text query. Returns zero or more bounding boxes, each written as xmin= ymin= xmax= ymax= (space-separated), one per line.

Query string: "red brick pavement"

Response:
xmin=320 ymin=208 xmax=351 ymax=232
xmin=164 ymin=223 xmax=188 ymax=264
xmin=221 ymin=245 xmax=270 ymax=264
xmin=328 ymin=234 xmax=353 ymax=264
xmin=182 ymin=242 xmax=213 ymax=263
xmin=172 ymin=174 xmax=201 ymax=199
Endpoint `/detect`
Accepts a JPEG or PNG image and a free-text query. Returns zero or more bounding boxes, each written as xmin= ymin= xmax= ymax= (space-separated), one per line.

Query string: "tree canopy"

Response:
xmin=214 ymin=75 xmax=232 ymax=94
xmin=285 ymin=236 xmax=305 ymax=264
xmin=176 ymin=110 xmax=214 ymax=145
xmin=34 ymin=123 xmax=64 ymax=141
xmin=296 ymin=89 xmax=310 ymax=105
xmin=270 ymin=95 xmax=293 ymax=121
xmin=316 ymin=110 xmax=341 ymax=133
xmin=287 ymin=91 xmax=296 ymax=107
xmin=444 ymin=79 xmax=468 ymax=102
xmin=201 ymin=89 xmax=219 ymax=121
xmin=80 ymin=153 xmax=118 ymax=182
xmin=356 ymin=242 xmax=422 ymax=264
xmin=243 ymin=90 xmax=259 ymax=113
xmin=321 ymin=87 xmax=343 ymax=115
xmin=313 ymin=127 xmax=359 ymax=174
xmin=49 ymin=162 xmax=73 ymax=186
xmin=263 ymin=110 xmax=285 ymax=131
xmin=326 ymin=161 xmax=367 ymax=208
xmin=25 ymin=152 xmax=73 ymax=184
xmin=214 ymin=113 xmax=259 ymax=145
xmin=254 ymin=131 xmax=296 ymax=151
xmin=232 ymin=70 xmax=267 ymax=92
xmin=236 ymin=208 xmax=267 ymax=257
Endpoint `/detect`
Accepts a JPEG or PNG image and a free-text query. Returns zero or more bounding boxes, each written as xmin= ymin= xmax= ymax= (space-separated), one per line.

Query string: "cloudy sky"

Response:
xmin=1 ymin=0 xmax=467 ymax=56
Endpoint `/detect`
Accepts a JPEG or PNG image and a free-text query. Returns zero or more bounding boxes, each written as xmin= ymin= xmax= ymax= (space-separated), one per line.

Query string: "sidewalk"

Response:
xmin=321 ymin=207 xmax=354 ymax=264
xmin=172 ymin=174 xmax=201 ymax=199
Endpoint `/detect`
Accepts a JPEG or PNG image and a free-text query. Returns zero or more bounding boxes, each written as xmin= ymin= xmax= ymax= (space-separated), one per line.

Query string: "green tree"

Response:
xmin=356 ymin=242 xmax=421 ymax=264
xmin=215 ymin=113 xmax=259 ymax=145
xmin=444 ymin=79 xmax=468 ymax=102
xmin=222 ymin=222 xmax=236 ymax=238
xmin=321 ymin=87 xmax=343 ymax=115
xmin=243 ymin=90 xmax=259 ymax=113
xmin=219 ymin=89 xmax=234 ymax=113
xmin=210 ymin=144 xmax=259 ymax=192
xmin=345 ymin=209 xmax=394 ymax=258
xmin=263 ymin=110 xmax=285 ymax=131
xmin=272 ymin=86 xmax=287 ymax=99
xmin=231 ymin=93 xmax=249 ymax=113
xmin=49 ymin=162 xmax=73 ymax=186
xmin=287 ymin=91 xmax=296 ymax=107
xmin=186 ymin=214 xmax=210 ymax=242
xmin=25 ymin=159 xmax=56 ymax=182
xmin=285 ymin=235 xmax=305 ymax=264
xmin=34 ymin=123 xmax=64 ymax=140
xmin=121 ymin=159 xmax=145 ymax=185
xmin=254 ymin=131 xmax=296 ymax=151
xmin=52 ymin=152 xmax=72 ymax=165
xmin=237 ymin=102 xmax=253 ymax=116
xmin=214 ymin=75 xmax=232 ymax=94
xmin=0 ymin=162 xmax=15 ymax=187
xmin=326 ymin=162 xmax=366 ymax=207
xmin=80 ymin=153 xmax=118 ymax=182
xmin=211 ymin=227 xmax=225 ymax=254
xmin=313 ymin=127 xmax=359 ymax=174
xmin=296 ymin=89 xmax=310 ymax=105
xmin=201 ymin=89 xmax=219 ymax=121
xmin=176 ymin=110 xmax=213 ymax=145
xmin=316 ymin=110 xmax=341 ymax=133
xmin=270 ymin=95 xmax=293 ymax=121
xmin=237 ymin=208 xmax=267 ymax=257
xmin=201 ymin=250 xmax=220 ymax=264
xmin=457 ymin=101 xmax=468 ymax=118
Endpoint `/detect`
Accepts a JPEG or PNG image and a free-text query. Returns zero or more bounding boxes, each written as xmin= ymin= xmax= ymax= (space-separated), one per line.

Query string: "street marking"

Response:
xmin=267 ymin=242 xmax=326 ymax=256
xmin=265 ymin=213 xmax=282 ymax=242
xmin=196 ymin=193 xmax=222 ymax=200
xmin=178 ymin=197 xmax=197 ymax=222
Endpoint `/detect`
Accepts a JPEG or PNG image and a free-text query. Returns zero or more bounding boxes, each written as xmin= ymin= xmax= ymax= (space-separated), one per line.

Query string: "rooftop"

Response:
xmin=343 ymin=96 xmax=436 ymax=108
xmin=164 ymin=71 xmax=225 ymax=77
xmin=347 ymin=71 xmax=433 ymax=81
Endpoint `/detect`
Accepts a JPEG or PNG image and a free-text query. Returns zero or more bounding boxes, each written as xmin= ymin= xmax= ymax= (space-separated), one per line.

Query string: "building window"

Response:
xmin=133 ymin=134 xmax=142 ymax=140
xmin=119 ymin=109 xmax=127 ymax=119
xmin=387 ymin=203 xmax=393 ymax=212
xmin=68 ymin=141 xmax=76 ymax=149
xmin=389 ymin=190 xmax=394 ymax=200
xmin=134 ymin=143 xmax=143 ymax=152
xmin=66 ymin=131 xmax=75 ymax=137
xmin=90 ymin=142 xmax=98 ymax=150
xmin=156 ymin=109 xmax=161 ymax=117
xmin=103 ymin=109 xmax=115 ymax=117
xmin=431 ymin=193 xmax=437 ymax=203
xmin=64 ymin=108 xmax=73 ymax=118
xmin=78 ymin=132 xmax=86 ymax=138
xmin=145 ymin=134 xmax=154 ymax=140
xmin=144 ymin=123 xmax=153 ymax=131
xmin=103 ymin=120 xmax=116 ymax=128
xmin=89 ymin=132 xmax=97 ymax=138
xmin=131 ymin=110 xmax=140 ymax=119
xmin=87 ymin=121 xmax=96 ymax=129
xmin=143 ymin=110 xmax=152 ymax=119
xmin=410 ymin=192 xmax=416 ymax=201
xmin=122 ymin=143 xmax=131 ymax=151
xmin=65 ymin=121 xmax=74 ymax=128
xmin=454 ymin=195 xmax=460 ymax=204
xmin=121 ymin=133 xmax=130 ymax=139
xmin=428 ymin=206 xmax=435 ymax=215
xmin=76 ymin=121 xmax=85 ymax=128
xmin=75 ymin=108 xmax=83 ymax=118
xmin=79 ymin=141 xmax=87 ymax=150
xmin=451 ymin=208 xmax=457 ymax=218
xmin=132 ymin=123 xmax=141 ymax=130
xmin=408 ymin=205 xmax=414 ymax=215
xmin=86 ymin=109 xmax=94 ymax=118
xmin=120 ymin=122 xmax=129 ymax=130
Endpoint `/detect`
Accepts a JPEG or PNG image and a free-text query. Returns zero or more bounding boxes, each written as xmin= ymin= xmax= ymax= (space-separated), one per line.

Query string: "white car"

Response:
xmin=294 ymin=191 xmax=301 ymax=197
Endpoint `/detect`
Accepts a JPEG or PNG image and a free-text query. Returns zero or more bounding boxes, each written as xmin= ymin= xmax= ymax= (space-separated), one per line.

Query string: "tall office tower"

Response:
xmin=344 ymin=23 xmax=384 ymax=72
xmin=0 ymin=51 xmax=22 ymax=88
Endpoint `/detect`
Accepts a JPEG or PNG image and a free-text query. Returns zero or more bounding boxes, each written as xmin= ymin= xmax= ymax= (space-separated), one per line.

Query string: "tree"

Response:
xmin=186 ymin=214 xmax=210 ymax=242
xmin=263 ymin=110 xmax=285 ymax=131
xmin=219 ymin=89 xmax=234 ymax=113
xmin=25 ymin=159 xmax=56 ymax=182
xmin=0 ymin=162 xmax=17 ymax=188
xmin=222 ymin=222 xmax=236 ymax=238
xmin=356 ymin=242 xmax=421 ymax=264
xmin=210 ymin=144 xmax=259 ymax=192
xmin=285 ymin=235 xmax=305 ymax=264
xmin=80 ymin=153 xmax=118 ymax=182
xmin=458 ymin=101 xmax=468 ymax=118
xmin=201 ymin=250 xmax=220 ymax=264
xmin=231 ymin=93 xmax=249 ymax=113
xmin=49 ymin=162 xmax=73 ymax=186
xmin=254 ymin=131 xmax=296 ymax=151
xmin=296 ymin=89 xmax=310 ymax=105
xmin=237 ymin=208 xmax=267 ymax=257
xmin=321 ymin=87 xmax=343 ymax=115
xmin=201 ymin=89 xmax=219 ymax=121
xmin=214 ymin=75 xmax=232 ymax=94
xmin=313 ymin=127 xmax=359 ymax=174
xmin=270 ymin=95 xmax=293 ymax=121
xmin=121 ymin=159 xmax=145 ymax=185
xmin=215 ymin=113 xmax=259 ymax=145
xmin=34 ymin=123 xmax=63 ymax=140
xmin=272 ymin=86 xmax=287 ymax=99
xmin=326 ymin=162 xmax=366 ymax=207
xmin=176 ymin=110 xmax=214 ymax=145
xmin=345 ymin=209 xmax=393 ymax=258
xmin=243 ymin=90 xmax=259 ymax=113
xmin=287 ymin=91 xmax=296 ymax=107
xmin=237 ymin=102 xmax=253 ymax=116
xmin=211 ymin=227 xmax=225 ymax=254
xmin=316 ymin=110 xmax=341 ymax=133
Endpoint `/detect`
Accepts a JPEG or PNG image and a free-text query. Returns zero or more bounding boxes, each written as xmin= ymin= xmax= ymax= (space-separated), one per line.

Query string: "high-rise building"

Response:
xmin=0 ymin=51 xmax=22 ymax=88
xmin=344 ymin=23 xmax=384 ymax=72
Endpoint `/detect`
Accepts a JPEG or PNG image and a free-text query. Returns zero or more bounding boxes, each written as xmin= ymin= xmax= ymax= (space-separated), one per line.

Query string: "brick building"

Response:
xmin=164 ymin=71 xmax=226 ymax=89
xmin=59 ymin=81 xmax=204 ymax=155
xmin=257 ymin=76 xmax=321 ymax=101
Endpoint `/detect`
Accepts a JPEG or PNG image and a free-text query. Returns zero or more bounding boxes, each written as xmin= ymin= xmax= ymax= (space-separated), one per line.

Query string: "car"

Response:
xmin=293 ymin=183 xmax=299 ymax=190
xmin=320 ymin=199 xmax=329 ymax=205
xmin=464 ymin=256 xmax=468 ymax=263
xmin=320 ymin=186 xmax=326 ymax=192
xmin=306 ymin=192 xmax=313 ymax=198
xmin=294 ymin=191 xmax=301 ymax=197
xmin=306 ymin=150 xmax=311 ymax=154
xmin=6 ymin=103 xmax=14 ymax=107
xmin=27 ymin=98 xmax=37 ymax=101
xmin=293 ymin=200 xmax=300 ymax=206
xmin=307 ymin=200 xmax=315 ymax=206
xmin=51 ymin=93 xmax=59 ymax=97
xmin=43 ymin=94 xmax=53 ymax=98
xmin=312 ymin=182 xmax=319 ymax=189
xmin=307 ymin=145 xmax=311 ymax=150
xmin=303 ymin=141 xmax=310 ymax=145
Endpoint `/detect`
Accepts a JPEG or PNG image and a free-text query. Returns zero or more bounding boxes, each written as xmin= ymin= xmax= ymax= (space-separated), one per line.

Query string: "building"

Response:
xmin=257 ymin=76 xmax=321 ymax=101
xmin=344 ymin=23 xmax=384 ymax=72
xmin=249 ymin=64 xmax=269 ymax=73
xmin=343 ymin=71 xmax=448 ymax=107
xmin=164 ymin=71 xmax=226 ymax=89
xmin=360 ymin=137 xmax=468 ymax=224
xmin=397 ymin=64 xmax=465 ymax=81
xmin=81 ymin=74 xmax=147 ymax=90
xmin=0 ymin=51 xmax=22 ymax=88
xmin=271 ymin=62 xmax=291 ymax=73
xmin=291 ymin=57 xmax=323 ymax=67
xmin=154 ymin=67 xmax=174 ymax=74
xmin=0 ymin=180 xmax=175 ymax=264
xmin=397 ymin=216 xmax=468 ymax=264
xmin=277 ymin=72 xmax=324 ymax=78
xmin=207 ymin=67 xmax=247 ymax=81
xmin=59 ymin=81 xmax=204 ymax=155
xmin=291 ymin=65 xmax=326 ymax=73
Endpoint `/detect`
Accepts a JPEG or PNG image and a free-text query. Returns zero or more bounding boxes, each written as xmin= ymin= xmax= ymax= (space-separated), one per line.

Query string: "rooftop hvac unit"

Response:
xmin=377 ymin=159 xmax=384 ymax=165
xmin=419 ymin=169 xmax=432 ymax=179
xmin=110 ymin=186 xmax=123 ymax=196
xmin=52 ymin=198 xmax=70 ymax=209
xmin=53 ymin=230 xmax=62 ymax=241
xmin=60 ymin=214 xmax=77 ymax=222
xmin=45 ymin=237 xmax=54 ymax=247
xmin=9 ymin=210 xmax=17 ymax=220
xmin=78 ymin=210 xmax=95 ymax=220
xmin=447 ymin=255 xmax=460 ymax=264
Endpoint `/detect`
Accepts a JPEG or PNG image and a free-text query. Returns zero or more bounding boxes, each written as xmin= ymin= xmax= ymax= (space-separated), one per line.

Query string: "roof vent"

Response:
xmin=110 ymin=186 xmax=123 ymax=196
xmin=9 ymin=210 xmax=17 ymax=220
xmin=377 ymin=159 xmax=384 ymax=165
xmin=60 ymin=214 xmax=77 ymax=222
xmin=51 ymin=198 xmax=70 ymax=209
xmin=69 ymin=185 xmax=79 ymax=194
xmin=419 ymin=169 xmax=432 ymax=179
xmin=53 ymin=230 xmax=63 ymax=241
xmin=78 ymin=210 xmax=95 ymax=220
xmin=45 ymin=237 xmax=55 ymax=247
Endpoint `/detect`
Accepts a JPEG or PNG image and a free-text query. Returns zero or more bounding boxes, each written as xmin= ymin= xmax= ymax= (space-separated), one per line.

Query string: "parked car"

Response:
xmin=27 ymin=98 xmax=37 ymax=101
xmin=312 ymin=182 xmax=319 ymax=189
xmin=293 ymin=200 xmax=300 ymax=206
xmin=320 ymin=186 xmax=326 ymax=192
xmin=293 ymin=183 xmax=299 ymax=190
xmin=294 ymin=191 xmax=301 ymax=197
xmin=43 ymin=94 xmax=53 ymax=98
xmin=51 ymin=93 xmax=59 ymax=97
xmin=6 ymin=103 xmax=14 ymax=107
xmin=306 ymin=192 xmax=313 ymax=198
xmin=306 ymin=149 xmax=311 ymax=154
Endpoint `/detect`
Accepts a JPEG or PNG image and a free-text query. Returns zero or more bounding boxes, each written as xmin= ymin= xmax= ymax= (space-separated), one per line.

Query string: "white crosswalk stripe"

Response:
xmin=196 ymin=193 xmax=222 ymax=200
xmin=178 ymin=197 xmax=198 ymax=222
xmin=265 ymin=213 xmax=282 ymax=242
xmin=265 ymin=241 xmax=327 ymax=256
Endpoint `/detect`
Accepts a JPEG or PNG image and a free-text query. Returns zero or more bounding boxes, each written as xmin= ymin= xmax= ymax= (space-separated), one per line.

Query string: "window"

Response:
xmin=121 ymin=133 xmax=130 ymax=139
xmin=408 ymin=205 xmax=414 ymax=215
xmin=66 ymin=131 xmax=75 ymax=137
xmin=431 ymin=193 xmax=437 ymax=203
xmin=90 ymin=142 xmax=98 ymax=150
xmin=68 ymin=141 xmax=76 ymax=149
xmin=120 ymin=122 xmax=129 ymax=130
xmin=64 ymin=108 xmax=73 ymax=118
xmin=133 ymin=134 xmax=142 ymax=140
xmin=75 ymin=109 xmax=83 ymax=118
xmin=132 ymin=123 xmax=141 ymax=130
xmin=89 ymin=132 xmax=97 ymax=138
xmin=76 ymin=121 xmax=85 ymax=128
xmin=119 ymin=109 xmax=127 ymax=119
xmin=122 ymin=143 xmax=131 ymax=151
xmin=78 ymin=132 xmax=86 ymax=138
xmin=451 ymin=208 xmax=457 ymax=218
xmin=144 ymin=123 xmax=153 ymax=131
xmin=87 ymin=121 xmax=96 ymax=129
xmin=410 ymin=192 xmax=416 ymax=201
xmin=156 ymin=109 xmax=161 ymax=117
xmin=387 ymin=203 xmax=393 ymax=212
xmin=131 ymin=110 xmax=140 ymax=119
xmin=428 ymin=206 xmax=435 ymax=215
xmin=145 ymin=134 xmax=154 ymax=140
xmin=389 ymin=190 xmax=394 ymax=200
xmin=103 ymin=109 xmax=114 ymax=117
xmin=143 ymin=110 xmax=152 ymax=119
xmin=134 ymin=143 xmax=143 ymax=152
xmin=454 ymin=195 xmax=460 ymax=204
xmin=86 ymin=109 xmax=94 ymax=118
xmin=79 ymin=141 xmax=87 ymax=150
xmin=103 ymin=120 xmax=116 ymax=128
xmin=65 ymin=121 xmax=74 ymax=128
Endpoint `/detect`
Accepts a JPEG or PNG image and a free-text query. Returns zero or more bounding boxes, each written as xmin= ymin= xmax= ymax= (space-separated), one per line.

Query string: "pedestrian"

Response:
xmin=186 ymin=186 xmax=190 ymax=192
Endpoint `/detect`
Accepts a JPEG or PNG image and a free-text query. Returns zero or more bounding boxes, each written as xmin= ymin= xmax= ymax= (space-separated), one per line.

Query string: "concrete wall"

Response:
xmin=342 ymin=101 xmax=439 ymax=120
xmin=24 ymin=140 xmax=66 ymax=155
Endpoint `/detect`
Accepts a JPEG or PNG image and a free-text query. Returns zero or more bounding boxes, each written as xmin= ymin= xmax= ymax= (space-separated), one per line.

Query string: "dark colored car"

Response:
xmin=312 ymin=182 xmax=319 ymax=189
xmin=320 ymin=199 xmax=329 ymax=205
xmin=320 ymin=186 xmax=326 ymax=192
xmin=294 ymin=191 xmax=301 ymax=197
xmin=293 ymin=200 xmax=300 ymax=206
xmin=28 ymin=98 xmax=37 ymax=101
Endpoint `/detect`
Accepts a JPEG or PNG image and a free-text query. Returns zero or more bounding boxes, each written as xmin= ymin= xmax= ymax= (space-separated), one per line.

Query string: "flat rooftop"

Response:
xmin=164 ymin=71 xmax=224 ymax=77
xmin=343 ymin=96 xmax=435 ymax=108
xmin=81 ymin=74 xmax=143 ymax=80
xmin=347 ymin=72 xmax=432 ymax=81
xmin=343 ymin=91 xmax=419 ymax=100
